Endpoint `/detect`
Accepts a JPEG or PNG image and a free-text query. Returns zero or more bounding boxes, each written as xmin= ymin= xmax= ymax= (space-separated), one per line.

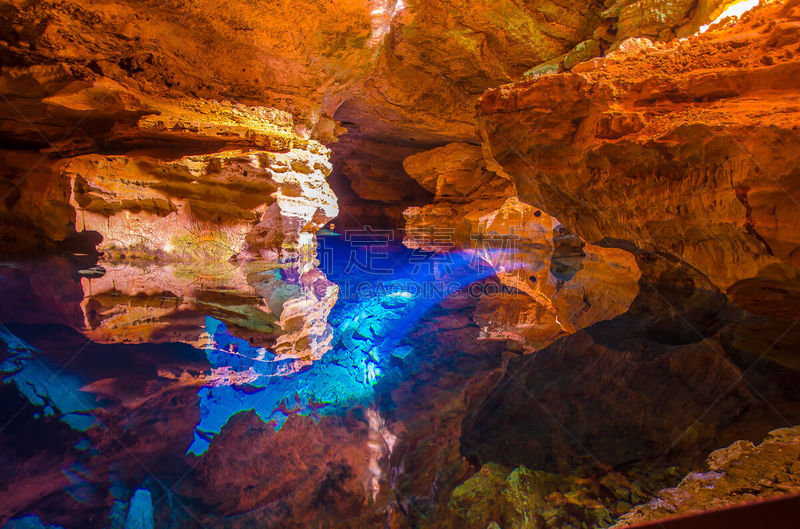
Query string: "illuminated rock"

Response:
xmin=478 ymin=0 xmax=800 ymax=294
xmin=402 ymin=142 xmax=545 ymax=253
xmin=0 ymin=91 xmax=338 ymax=264
xmin=0 ymin=0 xmax=730 ymax=145
xmin=402 ymin=142 xmax=641 ymax=350
xmin=0 ymin=71 xmax=298 ymax=155
xmin=607 ymin=0 xmax=738 ymax=43
xmin=67 ymin=146 xmax=336 ymax=265
xmin=614 ymin=426 xmax=800 ymax=527
xmin=0 ymin=0 xmax=733 ymax=232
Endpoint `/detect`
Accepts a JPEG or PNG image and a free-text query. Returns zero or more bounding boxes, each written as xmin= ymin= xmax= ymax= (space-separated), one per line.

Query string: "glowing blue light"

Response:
xmin=187 ymin=237 xmax=505 ymax=455
xmin=0 ymin=324 xmax=98 ymax=432
xmin=1 ymin=516 xmax=65 ymax=529
xmin=124 ymin=489 xmax=155 ymax=529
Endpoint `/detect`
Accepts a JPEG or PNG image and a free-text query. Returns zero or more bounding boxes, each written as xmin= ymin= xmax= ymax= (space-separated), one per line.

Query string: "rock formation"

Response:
xmin=2 ymin=0 xmax=800 ymax=528
xmin=614 ymin=426 xmax=800 ymax=527
xmin=0 ymin=88 xmax=338 ymax=263
xmin=402 ymin=141 xmax=641 ymax=350
xmin=0 ymin=0 xmax=744 ymax=239
xmin=478 ymin=0 xmax=800 ymax=299
xmin=1 ymin=0 xmax=732 ymax=223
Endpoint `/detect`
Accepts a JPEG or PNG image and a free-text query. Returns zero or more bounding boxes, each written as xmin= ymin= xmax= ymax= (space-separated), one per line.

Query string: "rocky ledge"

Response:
xmin=0 ymin=89 xmax=338 ymax=266
xmin=614 ymin=425 xmax=800 ymax=526
xmin=478 ymin=0 xmax=800 ymax=305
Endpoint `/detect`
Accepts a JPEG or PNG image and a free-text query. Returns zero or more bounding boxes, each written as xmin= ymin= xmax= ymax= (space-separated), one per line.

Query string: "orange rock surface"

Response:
xmin=479 ymin=0 xmax=800 ymax=295
xmin=401 ymin=142 xmax=641 ymax=350
xmin=0 ymin=99 xmax=338 ymax=264
xmin=0 ymin=0 xmax=735 ymax=226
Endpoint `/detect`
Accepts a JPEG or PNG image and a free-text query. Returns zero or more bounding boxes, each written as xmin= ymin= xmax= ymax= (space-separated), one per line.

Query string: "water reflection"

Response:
xmin=0 ymin=324 xmax=97 ymax=432
xmin=0 ymin=232 xmax=642 ymax=527
xmin=78 ymin=260 xmax=337 ymax=362
xmin=4 ymin=234 xmax=792 ymax=528
xmin=190 ymin=235 xmax=501 ymax=454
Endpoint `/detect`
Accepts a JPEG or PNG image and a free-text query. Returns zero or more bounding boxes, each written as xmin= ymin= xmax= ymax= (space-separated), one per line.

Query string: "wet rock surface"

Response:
xmin=613 ymin=425 xmax=800 ymax=527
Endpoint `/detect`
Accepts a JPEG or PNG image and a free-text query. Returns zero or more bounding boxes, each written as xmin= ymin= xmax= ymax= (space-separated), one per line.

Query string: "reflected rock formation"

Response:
xmin=79 ymin=262 xmax=338 ymax=366
xmin=403 ymin=141 xmax=641 ymax=350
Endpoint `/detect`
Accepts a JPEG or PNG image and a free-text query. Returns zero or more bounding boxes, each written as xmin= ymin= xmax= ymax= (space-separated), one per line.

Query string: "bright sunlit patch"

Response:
xmin=699 ymin=0 xmax=760 ymax=33
xmin=368 ymin=0 xmax=407 ymax=48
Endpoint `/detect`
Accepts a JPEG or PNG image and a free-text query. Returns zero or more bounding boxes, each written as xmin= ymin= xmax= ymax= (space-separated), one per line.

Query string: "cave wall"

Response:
xmin=3 ymin=1 xmax=800 ymax=527
xmin=478 ymin=0 xmax=800 ymax=301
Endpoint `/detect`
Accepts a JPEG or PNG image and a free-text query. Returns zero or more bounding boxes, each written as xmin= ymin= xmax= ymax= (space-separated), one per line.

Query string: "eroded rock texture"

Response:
xmin=614 ymin=426 xmax=800 ymax=527
xmin=479 ymin=0 xmax=800 ymax=298
xmin=0 ymin=93 xmax=338 ymax=264
xmin=2 ymin=0 xmax=799 ymax=528
xmin=0 ymin=0 xmax=738 ymax=228
xmin=402 ymin=142 xmax=642 ymax=350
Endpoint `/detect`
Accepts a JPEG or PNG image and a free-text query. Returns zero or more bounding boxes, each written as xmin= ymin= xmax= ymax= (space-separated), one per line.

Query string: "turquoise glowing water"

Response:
xmin=188 ymin=235 xmax=498 ymax=454
xmin=0 ymin=235 xmax=505 ymax=528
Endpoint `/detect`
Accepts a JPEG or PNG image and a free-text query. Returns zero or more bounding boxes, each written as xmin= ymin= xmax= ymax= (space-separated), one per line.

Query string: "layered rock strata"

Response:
xmin=0 ymin=0 xmax=740 ymax=227
xmin=478 ymin=0 xmax=800 ymax=299
xmin=0 ymin=91 xmax=338 ymax=266
xmin=402 ymin=142 xmax=641 ymax=350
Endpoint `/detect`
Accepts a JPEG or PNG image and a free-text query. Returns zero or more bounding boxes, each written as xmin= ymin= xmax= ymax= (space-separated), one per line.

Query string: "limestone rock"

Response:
xmin=563 ymin=39 xmax=602 ymax=70
xmin=604 ymin=0 xmax=737 ymax=43
xmin=2 ymin=140 xmax=337 ymax=266
xmin=0 ymin=0 xmax=739 ymax=232
xmin=68 ymin=147 xmax=335 ymax=265
xmin=478 ymin=0 xmax=800 ymax=293
xmin=613 ymin=426 xmax=800 ymax=527
xmin=0 ymin=0 xmax=378 ymax=136
xmin=401 ymin=142 xmax=534 ymax=253
xmin=402 ymin=143 xmax=640 ymax=351
xmin=606 ymin=36 xmax=657 ymax=59
xmin=446 ymin=463 xmax=615 ymax=529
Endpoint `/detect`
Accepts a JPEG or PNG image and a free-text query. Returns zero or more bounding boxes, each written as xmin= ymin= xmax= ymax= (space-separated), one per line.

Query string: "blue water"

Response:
xmin=0 ymin=324 xmax=98 ymax=431
xmin=187 ymin=234 xmax=498 ymax=454
xmin=0 ymin=235 xmax=508 ymax=528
